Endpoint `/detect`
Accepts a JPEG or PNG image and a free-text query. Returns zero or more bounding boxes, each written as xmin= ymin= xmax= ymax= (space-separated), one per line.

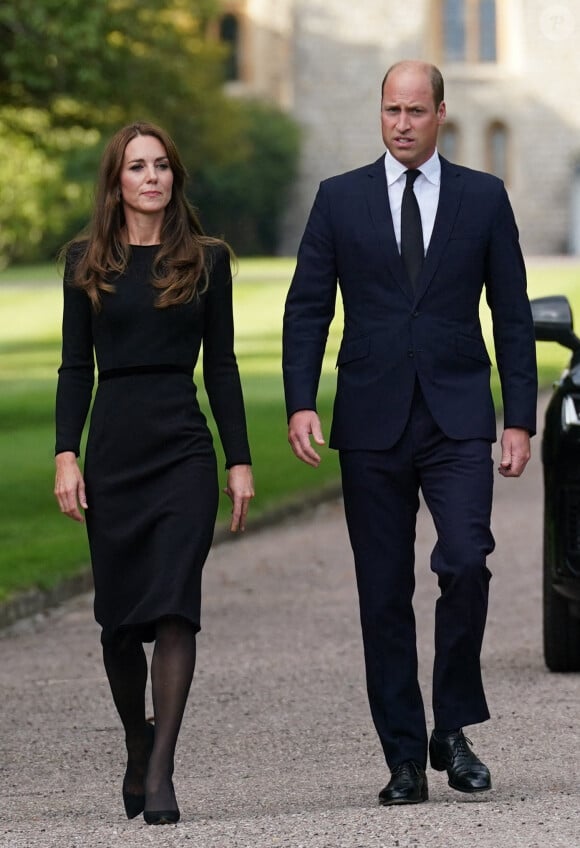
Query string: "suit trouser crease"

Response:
xmin=339 ymin=384 xmax=494 ymax=769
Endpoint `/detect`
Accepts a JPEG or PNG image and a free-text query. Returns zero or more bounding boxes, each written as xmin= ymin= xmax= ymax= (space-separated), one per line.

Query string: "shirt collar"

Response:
xmin=384 ymin=148 xmax=441 ymax=187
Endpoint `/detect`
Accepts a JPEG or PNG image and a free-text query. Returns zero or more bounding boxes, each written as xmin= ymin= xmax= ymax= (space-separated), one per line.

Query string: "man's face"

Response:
xmin=381 ymin=65 xmax=446 ymax=169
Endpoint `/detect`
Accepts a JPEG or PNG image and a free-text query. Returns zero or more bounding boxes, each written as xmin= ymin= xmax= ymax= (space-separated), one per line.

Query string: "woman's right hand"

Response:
xmin=54 ymin=451 xmax=88 ymax=523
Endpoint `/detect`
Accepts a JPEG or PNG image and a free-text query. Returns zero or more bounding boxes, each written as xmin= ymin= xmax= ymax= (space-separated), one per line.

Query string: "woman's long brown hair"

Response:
xmin=65 ymin=121 xmax=227 ymax=309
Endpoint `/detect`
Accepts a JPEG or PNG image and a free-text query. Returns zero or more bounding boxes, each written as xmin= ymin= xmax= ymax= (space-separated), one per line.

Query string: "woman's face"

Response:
xmin=119 ymin=134 xmax=174 ymax=218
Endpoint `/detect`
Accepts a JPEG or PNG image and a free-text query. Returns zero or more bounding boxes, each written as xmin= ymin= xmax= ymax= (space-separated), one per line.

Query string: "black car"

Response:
xmin=531 ymin=295 xmax=580 ymax=671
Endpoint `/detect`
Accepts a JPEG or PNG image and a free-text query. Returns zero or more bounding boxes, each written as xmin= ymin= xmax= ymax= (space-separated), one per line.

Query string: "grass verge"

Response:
xmin=0 ymin=257 xmax=579 ymax=602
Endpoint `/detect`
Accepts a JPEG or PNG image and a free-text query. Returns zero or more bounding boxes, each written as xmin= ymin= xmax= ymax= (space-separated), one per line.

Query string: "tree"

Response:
xmin=193 ymin=101 xmax=301 ymax=254
xmin=0 ymin=0 xmax=241 ymax=162
xmin=0 ymin=0 xmax=301 ymax=262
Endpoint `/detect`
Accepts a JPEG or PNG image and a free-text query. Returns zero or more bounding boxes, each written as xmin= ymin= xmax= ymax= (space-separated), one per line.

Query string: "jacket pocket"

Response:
xmin=456 ymin=333 xmax=491 ymax=365
xmin=336 ymin=336 xmax=370 ymax=367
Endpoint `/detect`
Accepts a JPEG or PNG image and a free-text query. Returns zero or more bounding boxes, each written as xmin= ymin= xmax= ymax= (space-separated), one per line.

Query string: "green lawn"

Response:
xmin=0 ymin=256 xmax=579 ymax=601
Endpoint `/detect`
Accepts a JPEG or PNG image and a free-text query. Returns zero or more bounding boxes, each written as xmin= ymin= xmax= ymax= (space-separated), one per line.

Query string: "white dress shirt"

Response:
xmin=384 ymin=149 xmax=441 ymax=255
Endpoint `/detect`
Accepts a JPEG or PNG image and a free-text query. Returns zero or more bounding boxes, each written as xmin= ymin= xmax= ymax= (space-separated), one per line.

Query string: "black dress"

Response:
xmin=55 ymin=244 xmax=251 ymax=643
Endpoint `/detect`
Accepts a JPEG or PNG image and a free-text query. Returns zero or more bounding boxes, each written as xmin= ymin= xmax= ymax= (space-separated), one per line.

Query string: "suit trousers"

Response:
xmin=339 ymin=382 xmax=495 ymax=769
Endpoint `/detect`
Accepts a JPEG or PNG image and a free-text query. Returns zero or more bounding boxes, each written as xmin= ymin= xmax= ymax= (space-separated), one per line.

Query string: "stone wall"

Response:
xmin=229 ymin=0 xmax=580 ymax=257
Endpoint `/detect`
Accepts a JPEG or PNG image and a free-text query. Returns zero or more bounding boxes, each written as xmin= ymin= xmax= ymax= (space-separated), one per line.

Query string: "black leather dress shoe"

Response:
xmin=429 ymin=729 xmax=491 ymax=793
xmin=379 ymin=761 xmax=428 ymax=805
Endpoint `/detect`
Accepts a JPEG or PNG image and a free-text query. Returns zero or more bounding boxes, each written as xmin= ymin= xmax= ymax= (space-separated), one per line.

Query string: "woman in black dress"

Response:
xmin=54 ymin=122 xmax=254 ymax=825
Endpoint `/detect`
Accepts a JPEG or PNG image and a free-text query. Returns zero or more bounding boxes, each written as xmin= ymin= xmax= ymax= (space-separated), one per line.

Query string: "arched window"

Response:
xmin=439 ymin=121 xmax=460 ymax=162
xmin=486 ymin=121 xmax=509 ymax=182
xmin=219 ymin=13 xmax=240 ymax=81
xmin=440 ymin=0 xmax=497 ymax=63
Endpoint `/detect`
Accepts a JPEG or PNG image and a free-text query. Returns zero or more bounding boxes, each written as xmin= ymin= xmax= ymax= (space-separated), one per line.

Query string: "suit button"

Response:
xmin=412 ymin=311 xmax=419 ymax=318
xmin=408 ymin=350 xmax=414 ymax=358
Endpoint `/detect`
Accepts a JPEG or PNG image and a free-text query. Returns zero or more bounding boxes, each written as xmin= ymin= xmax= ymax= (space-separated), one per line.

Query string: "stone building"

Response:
xmin=217 ymin=0 xmax=580 ymax=256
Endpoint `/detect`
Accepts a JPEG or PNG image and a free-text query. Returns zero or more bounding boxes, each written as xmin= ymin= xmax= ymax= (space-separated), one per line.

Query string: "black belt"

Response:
xmin=98 ymin=365 xmax=191 ymax=382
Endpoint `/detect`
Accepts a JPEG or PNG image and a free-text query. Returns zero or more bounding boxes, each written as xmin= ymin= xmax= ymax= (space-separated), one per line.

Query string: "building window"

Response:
xmin=478 ymin=0 xmax=496 ymax=61
xmin=219 ymin=13 xmax=240 ymax=81
xmin=486 ymin=121 xmax=508 ymax=182
xmin=443 ymin=0 xmax=466 ymax=61
xmin=440 ymin=0 xmax=497 ymax=63
xmin=439 ymin=122 xmax=460 ymax=161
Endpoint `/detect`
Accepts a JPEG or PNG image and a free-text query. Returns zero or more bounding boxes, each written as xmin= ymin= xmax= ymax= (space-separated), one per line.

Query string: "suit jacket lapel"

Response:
xmin=364 ymin=156 xmax=411 ymax=299
xmin=415 ymin=156 xmax=464 ymax=298
xmin=363 ymin=155 xmax=465 ymax=301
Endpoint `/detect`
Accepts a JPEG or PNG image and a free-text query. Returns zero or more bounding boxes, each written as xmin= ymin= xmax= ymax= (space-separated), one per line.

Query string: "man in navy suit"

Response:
xmin=282 ymin=60 xmax=537 ymax=804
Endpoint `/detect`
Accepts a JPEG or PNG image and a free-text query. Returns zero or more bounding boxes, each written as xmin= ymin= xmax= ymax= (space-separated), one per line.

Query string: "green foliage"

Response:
xmin=0 ymin=0 xmax=300 ymax=264
xmin=0 ymin=0 xmax=225 ymax=131
xmin=0 ymin=0 xmax=116 ymax=108
xmin=193 ymin=101 xmax=301 ymax=254
xmin=3 ymin=256 xmax=574 ymax=602
xmin=0 ymin=108 xmax=98 ymax=266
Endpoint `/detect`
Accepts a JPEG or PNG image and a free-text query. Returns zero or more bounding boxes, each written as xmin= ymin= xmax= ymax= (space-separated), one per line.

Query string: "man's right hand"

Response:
xmin=288 ymin=410 xmax=325 ymax=467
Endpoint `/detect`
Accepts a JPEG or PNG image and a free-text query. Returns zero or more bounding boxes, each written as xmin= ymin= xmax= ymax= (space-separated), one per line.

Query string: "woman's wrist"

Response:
xmin=55 ymin=451 xmax=78 ymax=465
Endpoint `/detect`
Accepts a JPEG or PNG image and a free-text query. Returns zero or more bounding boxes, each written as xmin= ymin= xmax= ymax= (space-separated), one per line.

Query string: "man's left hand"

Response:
xmin=498 ymin=427 xmax=531 ymax=477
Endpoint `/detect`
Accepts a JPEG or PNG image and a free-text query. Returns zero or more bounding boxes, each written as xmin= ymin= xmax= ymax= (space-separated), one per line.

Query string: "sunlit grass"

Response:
xmin=0 ymin=256 xmax=579 ymax=601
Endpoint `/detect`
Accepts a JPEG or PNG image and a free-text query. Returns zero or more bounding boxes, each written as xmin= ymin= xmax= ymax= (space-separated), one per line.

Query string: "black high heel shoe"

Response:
xmin=123 ymin=791 xmax=146 ymax=821
xmin=122 ymin=721 xmax=155 ymax=819
xmin=143 ymin=808 xmax=180 ymax=825
xmin=143 ymin=778 xmax=180 ymax=825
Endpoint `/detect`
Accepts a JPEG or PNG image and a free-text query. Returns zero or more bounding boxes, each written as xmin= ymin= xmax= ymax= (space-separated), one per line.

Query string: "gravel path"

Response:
xmin=1 ymin=397 xmax=579 ymax=847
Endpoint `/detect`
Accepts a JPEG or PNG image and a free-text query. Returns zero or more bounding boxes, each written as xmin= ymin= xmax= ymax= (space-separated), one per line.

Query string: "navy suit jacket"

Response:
xmin=283 ymin=155 xmax=538 ymax=450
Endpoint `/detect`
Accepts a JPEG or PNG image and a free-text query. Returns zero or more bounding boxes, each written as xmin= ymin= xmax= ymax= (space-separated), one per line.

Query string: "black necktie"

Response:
xmin=401 ymin=169 xmax=424 ymax=290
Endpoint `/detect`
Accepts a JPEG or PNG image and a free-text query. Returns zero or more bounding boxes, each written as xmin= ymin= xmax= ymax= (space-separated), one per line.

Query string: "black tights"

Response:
xmin=102 ymin=615 xmax=197 ymax=812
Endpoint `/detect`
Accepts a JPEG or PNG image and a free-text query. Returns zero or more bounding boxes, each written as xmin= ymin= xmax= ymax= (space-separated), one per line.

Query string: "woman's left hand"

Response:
xmin=223 ymin=464 xmax=255 ymax=532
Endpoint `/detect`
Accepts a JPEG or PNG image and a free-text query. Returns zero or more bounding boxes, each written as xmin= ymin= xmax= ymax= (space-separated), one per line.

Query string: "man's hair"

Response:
xmin=381 ymin=61 xmax=444 ymax=110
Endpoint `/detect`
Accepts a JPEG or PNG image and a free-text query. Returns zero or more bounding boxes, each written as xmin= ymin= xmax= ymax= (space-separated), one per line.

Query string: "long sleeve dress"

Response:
xmin=55 ymin=243 xmax=251 ymax=643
